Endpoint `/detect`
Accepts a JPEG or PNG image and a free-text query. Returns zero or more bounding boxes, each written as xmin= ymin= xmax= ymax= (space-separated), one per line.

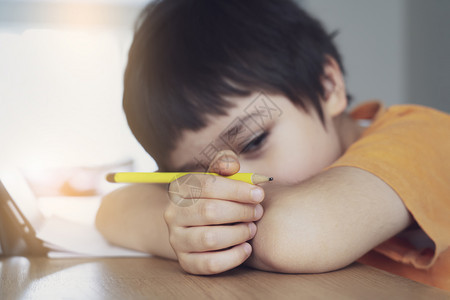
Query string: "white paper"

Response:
xmin=37 ymin=216 xmax=149 ymax=258
xmin=1 ymin=170 xmax=149 ymax=258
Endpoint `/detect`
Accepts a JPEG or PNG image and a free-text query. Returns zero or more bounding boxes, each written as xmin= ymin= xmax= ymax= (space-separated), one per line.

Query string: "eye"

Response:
xmin=240 ymin=131 xmax=269 ymax=154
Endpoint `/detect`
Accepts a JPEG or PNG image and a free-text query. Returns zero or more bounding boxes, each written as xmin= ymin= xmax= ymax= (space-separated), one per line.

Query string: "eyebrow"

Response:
xmin=174 ymin=112 xmax=263 ymax=172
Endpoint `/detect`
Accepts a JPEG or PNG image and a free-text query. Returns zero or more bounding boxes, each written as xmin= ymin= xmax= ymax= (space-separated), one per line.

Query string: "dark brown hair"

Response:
xmin=123 ymin=0 xmax=347 ymax=170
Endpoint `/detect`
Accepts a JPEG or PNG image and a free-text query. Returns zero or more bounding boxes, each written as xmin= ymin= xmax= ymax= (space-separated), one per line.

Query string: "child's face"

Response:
xmin=169 ymin=93 xmax=345 ymax=185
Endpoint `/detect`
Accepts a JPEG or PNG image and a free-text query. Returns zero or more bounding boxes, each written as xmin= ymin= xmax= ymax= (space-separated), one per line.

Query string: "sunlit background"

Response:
xmin=0 ymin=0 xmax=449 ymax=198
xmin=0 ymin=0 xmax=156 ymax=198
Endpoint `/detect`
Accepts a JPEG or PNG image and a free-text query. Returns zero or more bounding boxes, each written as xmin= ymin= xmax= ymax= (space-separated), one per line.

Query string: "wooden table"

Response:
xmin=1 ymin=256 xmax=449 ymax=299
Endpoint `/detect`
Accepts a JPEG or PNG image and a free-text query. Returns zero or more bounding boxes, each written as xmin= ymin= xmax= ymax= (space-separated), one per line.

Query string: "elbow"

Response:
xmin=250 ymin=210 xmax=355 ymax=274
xmin=252 ymin=233 xmax=350 ymax=274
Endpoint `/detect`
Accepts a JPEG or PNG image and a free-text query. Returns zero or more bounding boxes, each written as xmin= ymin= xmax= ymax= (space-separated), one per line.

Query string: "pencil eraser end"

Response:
xmin=106 ymin=173 xmax=116 ymax=183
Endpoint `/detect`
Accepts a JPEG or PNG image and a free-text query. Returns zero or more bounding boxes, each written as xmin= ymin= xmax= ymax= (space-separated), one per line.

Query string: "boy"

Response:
xmin=96 ymin=0 xmax=450 ymax=290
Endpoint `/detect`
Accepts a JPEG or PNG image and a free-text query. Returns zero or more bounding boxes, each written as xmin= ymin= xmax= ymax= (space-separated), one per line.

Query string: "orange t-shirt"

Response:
xmin=329 ymin=101 xmax=450 ymax=291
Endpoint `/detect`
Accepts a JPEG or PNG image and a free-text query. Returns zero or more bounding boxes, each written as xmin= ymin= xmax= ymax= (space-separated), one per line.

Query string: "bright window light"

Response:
xmin=0 ymin=27 xmax=157 ymax=174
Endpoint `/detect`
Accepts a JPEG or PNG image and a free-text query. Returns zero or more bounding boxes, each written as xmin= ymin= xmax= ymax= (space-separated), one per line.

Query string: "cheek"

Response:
xmin=267 ymin=151 xmax=319 ymax=184
xmin=240 ymin=151 xmax=319 ymax=185
xmin=259 ymin=126 xmax=340 ymax=185
xmin=239 ymin=138 xmax=324 ymax=184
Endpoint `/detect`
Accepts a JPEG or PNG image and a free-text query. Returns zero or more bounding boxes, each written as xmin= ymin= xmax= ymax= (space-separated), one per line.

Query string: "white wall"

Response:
xmin=302 ymin=0 xmax=407 ymax=107
xmin=405 ymin=0 xmax=450 ymax=113
xmin=301 ymin=0 xmax=450 ymax=112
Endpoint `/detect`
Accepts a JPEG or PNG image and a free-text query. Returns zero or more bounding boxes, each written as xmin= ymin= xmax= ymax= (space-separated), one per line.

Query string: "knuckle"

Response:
xmin=200 ymin=202 xmax=218 ymax=223
xmin=233 ymin=184 xmax=244 ymax=200
xmin=241 ymin=205 xmax=255 ymax=221
xmin=203 ymin=257 xmax=220 ymax=274
xmin=230 ymin=182 xmax=248 ymax=202
xmin=167 ymin=226 xmax=181 ymax=247
xmin=163 ymin=207 xmax=176 ymax=223
xmin=201 ymin=230 xmax=217 ymax=249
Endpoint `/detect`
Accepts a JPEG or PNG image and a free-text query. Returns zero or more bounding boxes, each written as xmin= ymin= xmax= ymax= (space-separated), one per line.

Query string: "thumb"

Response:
xmin=207 ymin=150 xmax=240 ymax=176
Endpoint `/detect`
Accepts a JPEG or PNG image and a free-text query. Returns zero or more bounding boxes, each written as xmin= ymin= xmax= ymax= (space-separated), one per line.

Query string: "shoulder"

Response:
xmin=366 ymin=104 xmax=449 ymax=134
xmin=330 ymin=103 xmax=450 ymax=270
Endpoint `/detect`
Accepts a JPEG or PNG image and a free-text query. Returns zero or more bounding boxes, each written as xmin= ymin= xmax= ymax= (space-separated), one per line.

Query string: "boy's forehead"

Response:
xmin=169 ymin=92 xmax=283 ymax=171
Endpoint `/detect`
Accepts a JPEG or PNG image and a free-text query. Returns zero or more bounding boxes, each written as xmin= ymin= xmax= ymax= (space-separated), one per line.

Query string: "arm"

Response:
xmin=247 ymin=166 xmax=413 ymax=273
xmin=95 ymin=183 xmax=177 ymax=260
xmin=95 ymin=150 xmax=260 ymax=271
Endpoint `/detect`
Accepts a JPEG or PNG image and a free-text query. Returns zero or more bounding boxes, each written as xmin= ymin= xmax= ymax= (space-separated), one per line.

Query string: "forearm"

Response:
xmin=95 ymin=184 xmax=177 ymax=260
xmin=247 ymin=166 xmax=412 ymax=273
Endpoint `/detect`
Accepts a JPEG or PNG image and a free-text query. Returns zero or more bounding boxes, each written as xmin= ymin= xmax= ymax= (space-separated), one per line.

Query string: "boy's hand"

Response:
xmin=164 ymin=150 xmax=264 ymax=275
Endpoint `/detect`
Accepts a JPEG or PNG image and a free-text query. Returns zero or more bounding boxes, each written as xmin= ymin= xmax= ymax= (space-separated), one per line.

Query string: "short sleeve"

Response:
xmin=329 ymin=105 xmax=450 ymax=267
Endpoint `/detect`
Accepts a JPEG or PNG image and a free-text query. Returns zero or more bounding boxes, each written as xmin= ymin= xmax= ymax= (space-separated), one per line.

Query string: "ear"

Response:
xmin=321 ymin=56 xmax=348 ymax=117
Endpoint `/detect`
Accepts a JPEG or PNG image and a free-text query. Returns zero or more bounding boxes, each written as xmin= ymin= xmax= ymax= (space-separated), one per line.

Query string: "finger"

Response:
xmin=207 ymin=150 xmax=240 ymax=176
xmin=171 ymin=222 xmax=257 ymax=252
xmin=174 ymin=199 xmax=264 ymax=226
xmin=200 ymin=175 xmax=265 ymax=203
xmin=170 ymin=174 xmax=265 ymax=205
xmin=178 ymin=242 xmax=252 ymax=275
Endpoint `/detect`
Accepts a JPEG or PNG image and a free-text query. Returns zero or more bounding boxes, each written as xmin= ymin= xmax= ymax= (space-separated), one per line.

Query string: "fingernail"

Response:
xmin=251 ymin=188 xmax=264 ymax=202
xmin=220 ymin=155 xmax=236 ymax=162
xmin=254 ymin=204 xmax=263 ymax=219
xmin=248 ymin=223 xmax=257 ymax=237
xmin=243 ymin=243 xmax=252 ymax=255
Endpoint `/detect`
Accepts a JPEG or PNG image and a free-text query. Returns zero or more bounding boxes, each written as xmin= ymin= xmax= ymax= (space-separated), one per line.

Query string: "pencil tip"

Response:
xmin=269 ymin=177 xmax=273 ymax=181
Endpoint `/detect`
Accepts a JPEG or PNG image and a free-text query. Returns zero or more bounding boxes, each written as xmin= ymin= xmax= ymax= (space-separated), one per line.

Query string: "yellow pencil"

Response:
xmin=106 ymin=172 xmax=273 ymax=185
